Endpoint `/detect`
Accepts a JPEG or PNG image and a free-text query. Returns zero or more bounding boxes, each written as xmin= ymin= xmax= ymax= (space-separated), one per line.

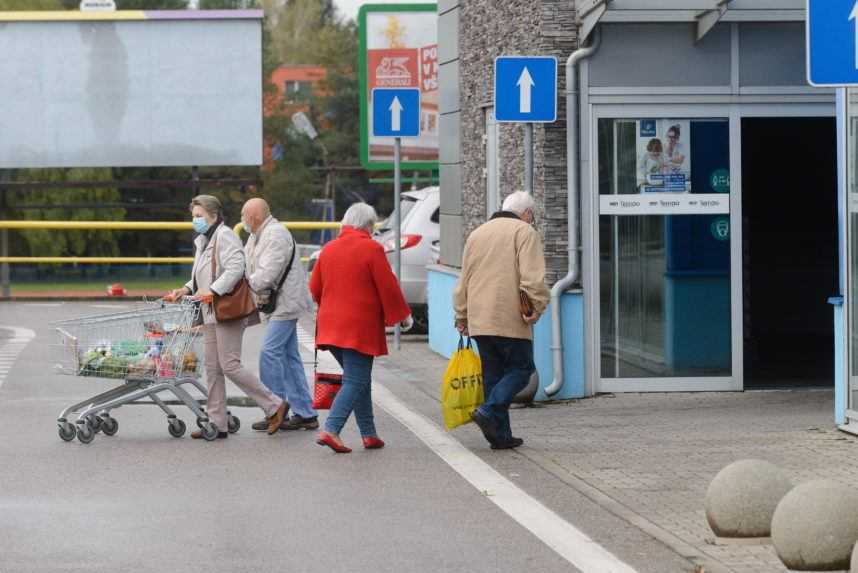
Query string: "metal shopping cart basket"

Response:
xmin=52 ymin=299 xmax=239 ymax=444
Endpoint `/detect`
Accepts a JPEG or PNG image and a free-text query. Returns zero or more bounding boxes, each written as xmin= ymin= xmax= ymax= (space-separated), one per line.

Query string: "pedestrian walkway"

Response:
xmin=365 ymin=337 xmax=858 ymax=573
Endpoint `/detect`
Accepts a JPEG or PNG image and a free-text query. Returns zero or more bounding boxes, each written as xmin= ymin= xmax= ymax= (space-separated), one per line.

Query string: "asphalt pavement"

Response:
xmin=0 ymin=301 xmax=697 ymax=573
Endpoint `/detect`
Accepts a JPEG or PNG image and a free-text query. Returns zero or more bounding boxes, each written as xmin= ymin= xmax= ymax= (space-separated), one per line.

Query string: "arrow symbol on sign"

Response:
xmin=849 ymin=0 xmax=858 ymax=70
xmin=389 ymin=96 xmax=403 ymax=132
xmin=517 ymin=67 xmax=534 ymax=114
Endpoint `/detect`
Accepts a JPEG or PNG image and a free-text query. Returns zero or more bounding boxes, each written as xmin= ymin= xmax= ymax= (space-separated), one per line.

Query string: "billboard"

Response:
xmin=359 ymin=4 xmax=438 ymax=170
xmin=0 ymin=10 xmax=263 ymax=169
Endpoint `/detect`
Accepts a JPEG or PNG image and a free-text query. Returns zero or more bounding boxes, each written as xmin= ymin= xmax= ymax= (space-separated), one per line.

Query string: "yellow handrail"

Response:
xmin=0 ymin=220 xmax=329 ymax=266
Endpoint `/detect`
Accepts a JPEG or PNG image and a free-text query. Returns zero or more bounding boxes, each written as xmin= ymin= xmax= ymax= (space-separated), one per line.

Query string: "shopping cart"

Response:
xmin=52 ymin=299 xmax=240 ymax=444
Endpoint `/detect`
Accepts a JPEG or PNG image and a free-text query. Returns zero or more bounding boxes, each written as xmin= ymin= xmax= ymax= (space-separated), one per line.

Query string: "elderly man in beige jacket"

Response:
xmin=241 ymin=198 xmax=318 ymax=432
xmin=453 ymin=191 xmax=550 ymax=449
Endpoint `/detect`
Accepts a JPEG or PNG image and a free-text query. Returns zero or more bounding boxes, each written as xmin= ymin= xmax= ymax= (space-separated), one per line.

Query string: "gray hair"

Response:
xmin=502 ymin=191 xmax=535 ymax=216
xmin=189 ymin=194 xmax=223 ymax=217
xmin=341 ymin=202 xmax=378 ymax=232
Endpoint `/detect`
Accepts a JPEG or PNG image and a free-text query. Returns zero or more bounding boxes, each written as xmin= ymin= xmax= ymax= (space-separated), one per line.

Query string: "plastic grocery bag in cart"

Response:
xmin=441 ymin=336 xmax=484 ymax=430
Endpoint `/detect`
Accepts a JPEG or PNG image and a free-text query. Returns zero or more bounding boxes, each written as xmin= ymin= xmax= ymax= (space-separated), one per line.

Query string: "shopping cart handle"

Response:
xmin=194 ymin=293 xmax=214 ymax=305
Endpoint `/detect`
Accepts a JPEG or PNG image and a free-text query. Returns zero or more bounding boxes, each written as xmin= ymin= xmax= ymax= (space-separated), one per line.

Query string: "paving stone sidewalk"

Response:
xmin=373 ymin=337 xmax=858 ymax=573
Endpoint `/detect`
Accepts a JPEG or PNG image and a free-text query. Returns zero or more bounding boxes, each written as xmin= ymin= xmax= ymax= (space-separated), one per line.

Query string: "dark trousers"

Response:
xmin=472 ymin=335 xmax=534 ymax=443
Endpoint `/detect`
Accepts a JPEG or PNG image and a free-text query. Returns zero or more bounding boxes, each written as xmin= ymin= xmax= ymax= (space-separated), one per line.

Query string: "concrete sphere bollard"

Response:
xmin=772 ymin=479 xmax=858 ymax=571
xmin=705 ymin=459 xmax=793 ymax=538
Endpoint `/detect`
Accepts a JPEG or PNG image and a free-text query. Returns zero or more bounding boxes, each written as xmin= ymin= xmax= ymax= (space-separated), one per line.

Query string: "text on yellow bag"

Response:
xmin=441 ymin=336 xmax=484 ymax=430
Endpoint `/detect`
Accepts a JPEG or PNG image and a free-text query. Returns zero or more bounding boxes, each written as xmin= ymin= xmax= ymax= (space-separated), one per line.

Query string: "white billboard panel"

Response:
xmin=0 ymin=11 xmax=263 ymax=168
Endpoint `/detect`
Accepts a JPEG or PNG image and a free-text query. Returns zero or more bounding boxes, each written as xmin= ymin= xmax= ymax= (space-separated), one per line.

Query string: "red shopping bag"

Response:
xmin=312 ymin=371 xmax=342 ymax=410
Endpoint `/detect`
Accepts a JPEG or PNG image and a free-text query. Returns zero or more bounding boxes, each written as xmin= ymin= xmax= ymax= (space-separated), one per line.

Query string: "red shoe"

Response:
xmin=316 ymin=431 xmax=352 ymax=453
xmin=362 ymin=436 xmax=385 ymax=450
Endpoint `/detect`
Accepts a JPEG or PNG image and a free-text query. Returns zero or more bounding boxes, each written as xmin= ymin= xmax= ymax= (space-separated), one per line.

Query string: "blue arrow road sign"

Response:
xmin=494 ymin=56 xmax=557 ymax=122
xmin=372 ymin=88 xmax=421 ymax=137
xmin=807 ymin=0 xmax=858 ymax=86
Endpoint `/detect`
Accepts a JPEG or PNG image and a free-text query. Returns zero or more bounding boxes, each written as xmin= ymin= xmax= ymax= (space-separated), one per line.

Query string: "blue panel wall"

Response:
xmin=428 ymin=267 xmax=585 ymax=400
xmin=428 ymin=268 xmax=461 ymax=359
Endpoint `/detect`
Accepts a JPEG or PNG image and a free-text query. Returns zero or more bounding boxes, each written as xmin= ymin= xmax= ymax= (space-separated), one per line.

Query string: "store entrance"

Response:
xmin=742 ymin=118 xmax=838 ymax=388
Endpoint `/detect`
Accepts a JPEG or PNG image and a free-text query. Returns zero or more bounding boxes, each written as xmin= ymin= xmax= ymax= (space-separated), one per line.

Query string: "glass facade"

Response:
xmin=598 ymin=118 xmax=732 ymax=378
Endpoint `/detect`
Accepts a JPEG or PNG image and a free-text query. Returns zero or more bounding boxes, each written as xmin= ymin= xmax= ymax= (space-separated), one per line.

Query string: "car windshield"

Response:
xmin=376 ymin=196 xmax=419 ymax=233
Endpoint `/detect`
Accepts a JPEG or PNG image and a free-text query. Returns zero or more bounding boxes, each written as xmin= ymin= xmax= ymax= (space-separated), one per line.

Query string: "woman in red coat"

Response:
xmin=310 ymin=203 xmax=412 ymax=453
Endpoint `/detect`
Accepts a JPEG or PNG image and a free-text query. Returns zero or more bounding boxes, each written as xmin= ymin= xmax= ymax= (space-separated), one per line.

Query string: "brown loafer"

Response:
xmin=266 ymin=401 xmax=289 ymax=435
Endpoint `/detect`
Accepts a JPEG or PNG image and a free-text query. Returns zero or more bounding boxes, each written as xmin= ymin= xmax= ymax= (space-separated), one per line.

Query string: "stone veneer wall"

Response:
xmin=453 ymin=0 xmax=578 ymax=283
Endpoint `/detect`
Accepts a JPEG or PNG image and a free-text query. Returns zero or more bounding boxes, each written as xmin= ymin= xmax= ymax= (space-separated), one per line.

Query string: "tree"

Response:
xmin=260 ymin=0 xmax=376 ymax=224
xmin=0 ymin=0 xmax=61 ymax=8
xmin=8 ymin=169 xmax=125 ymax=260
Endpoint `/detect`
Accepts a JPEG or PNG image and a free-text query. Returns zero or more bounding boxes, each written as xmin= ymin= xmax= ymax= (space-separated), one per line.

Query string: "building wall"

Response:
xmin=452 ymin=0 xmax=577 ymax=282
xmin=438 ymin=0 xmax=463 ymax=267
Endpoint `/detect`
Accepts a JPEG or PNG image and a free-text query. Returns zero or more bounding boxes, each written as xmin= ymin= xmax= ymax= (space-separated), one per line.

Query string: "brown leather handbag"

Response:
xmin=210 ymin=234 xmax=257 ymax=322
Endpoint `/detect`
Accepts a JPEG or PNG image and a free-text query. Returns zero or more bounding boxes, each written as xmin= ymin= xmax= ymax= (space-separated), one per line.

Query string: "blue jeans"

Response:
xmin=324 ymin=347 xmax=376 ymax=437
xmin=472 ymin=336 xmax=534 ymax=443
xmin=259 ymin=319 xmax=317 ymax=419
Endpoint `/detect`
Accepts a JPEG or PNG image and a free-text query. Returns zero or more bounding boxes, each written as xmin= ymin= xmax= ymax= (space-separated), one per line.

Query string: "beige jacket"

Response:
xmin=184 ymin=223 xmax=247 ymax=325
xmin=244 ymin=216 xmax=313 ymax=321
xmin=453 ymin=213 xmax=550 ymax=340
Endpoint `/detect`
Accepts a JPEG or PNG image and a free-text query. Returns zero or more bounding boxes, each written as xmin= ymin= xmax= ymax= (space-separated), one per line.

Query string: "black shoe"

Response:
xmin=491 ymin=437 xmax=524 ymax=450
xmin=471 ymin=410 xmax=499 ymax=444
xmin=280 ymin=415 xmax=320 ymax=431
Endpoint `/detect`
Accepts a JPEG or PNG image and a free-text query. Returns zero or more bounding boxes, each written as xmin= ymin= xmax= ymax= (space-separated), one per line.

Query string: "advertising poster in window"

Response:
xmin=359 ymin=4 xmax=438 ymax=170
xmin=636 ymin=119 xmax=691 ymax=192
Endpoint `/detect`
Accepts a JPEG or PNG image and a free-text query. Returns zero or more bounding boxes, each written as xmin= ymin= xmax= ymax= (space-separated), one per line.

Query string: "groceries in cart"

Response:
xmin=76 ymin=320 xmax=200 ymax=379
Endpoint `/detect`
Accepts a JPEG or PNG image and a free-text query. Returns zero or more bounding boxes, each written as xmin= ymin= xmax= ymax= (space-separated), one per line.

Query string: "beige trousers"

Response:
xmin=203 ymin=321 xmax=282 ymax=431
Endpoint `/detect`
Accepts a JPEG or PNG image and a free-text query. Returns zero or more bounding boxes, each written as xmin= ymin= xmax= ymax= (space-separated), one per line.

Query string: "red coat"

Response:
xmin=310 ymin=226 xmax=411 ymax=357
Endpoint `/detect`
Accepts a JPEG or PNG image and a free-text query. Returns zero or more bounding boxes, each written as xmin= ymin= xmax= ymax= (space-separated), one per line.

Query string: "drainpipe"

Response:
xmin=545 ymin=28 xmax=601 ymax=398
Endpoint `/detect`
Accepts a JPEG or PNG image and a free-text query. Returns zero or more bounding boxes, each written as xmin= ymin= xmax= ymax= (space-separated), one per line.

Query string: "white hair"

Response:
xmin=341 ymin=202 xmax=378 ymax=232
xmin=502 ymin=191 xmax=535 ymax=216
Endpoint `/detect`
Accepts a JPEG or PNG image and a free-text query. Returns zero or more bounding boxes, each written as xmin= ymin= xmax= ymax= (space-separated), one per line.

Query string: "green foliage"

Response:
xmin=0 ymin=0 xmax=62 ymax=9
xmin=266 ymin=0 xmax=342 ymax=67
xmin=8 ymin=168 xmax=125 ymax=257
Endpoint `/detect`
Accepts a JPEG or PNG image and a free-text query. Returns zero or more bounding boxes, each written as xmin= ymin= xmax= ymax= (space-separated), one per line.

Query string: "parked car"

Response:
xmin=307 ymin=187 xmax=440 ymax=333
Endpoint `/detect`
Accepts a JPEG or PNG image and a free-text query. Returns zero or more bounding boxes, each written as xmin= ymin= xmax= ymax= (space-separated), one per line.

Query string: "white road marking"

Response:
xmin=0 ymin=326 xmax=36 ymax=390
xmin=295 ymin=325 xmax=637 ymax=573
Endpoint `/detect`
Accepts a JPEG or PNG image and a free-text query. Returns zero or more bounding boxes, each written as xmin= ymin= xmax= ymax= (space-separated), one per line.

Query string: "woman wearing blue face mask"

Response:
xmin=168 ymin=195 xmax=288 ymax=440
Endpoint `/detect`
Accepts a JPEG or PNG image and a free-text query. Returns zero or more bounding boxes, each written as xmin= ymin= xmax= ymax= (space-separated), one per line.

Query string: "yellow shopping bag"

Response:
xmin=441 ymin=336 xmax=484 ymax=430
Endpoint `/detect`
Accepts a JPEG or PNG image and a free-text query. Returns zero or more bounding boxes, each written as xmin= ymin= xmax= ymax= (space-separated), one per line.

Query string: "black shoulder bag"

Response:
xmin=256 ymin=238 xmax=296 ymax=314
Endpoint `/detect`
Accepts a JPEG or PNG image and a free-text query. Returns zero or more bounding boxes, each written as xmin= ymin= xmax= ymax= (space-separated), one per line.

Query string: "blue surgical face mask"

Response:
xmin=192 ymin=217 xmax=210 ymax=234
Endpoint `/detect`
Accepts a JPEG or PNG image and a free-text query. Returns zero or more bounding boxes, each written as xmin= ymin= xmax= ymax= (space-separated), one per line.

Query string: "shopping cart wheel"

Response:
xmin=58 ymin=422 xmax=76 ymax=442
xmin=227 ymin=414 xmax=240 ymax=434
xmin=101 ymin=416 xmax=118 ymax=437
xmin=168 ymin=418 xmax=186 ymax=438
xmin=86 ymin=415 xmax=103 ymax=434
xmin=76 ymin=423 xmax=95 ymax=444
xmin=200 ymin=422 xmax=218 ymax=442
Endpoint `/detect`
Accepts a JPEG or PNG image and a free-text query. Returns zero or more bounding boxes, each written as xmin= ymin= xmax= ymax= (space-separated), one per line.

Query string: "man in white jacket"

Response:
xmin=241 ymin=198 xmax=319 ymax=431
